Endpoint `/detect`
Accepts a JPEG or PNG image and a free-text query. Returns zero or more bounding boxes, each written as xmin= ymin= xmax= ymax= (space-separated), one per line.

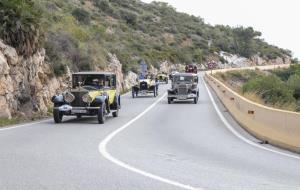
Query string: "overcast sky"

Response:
xmin=142 ymin=0 xmax=300 ymax=58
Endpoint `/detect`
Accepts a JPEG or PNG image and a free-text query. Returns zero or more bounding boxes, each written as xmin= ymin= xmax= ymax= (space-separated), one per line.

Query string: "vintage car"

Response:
xmin=132 ymin=74 xmax=159 ymax=98
xmin=185 ymin=64 xmax=198 ymax=74
xmin=51 ymin=72 xmax=121 ymax=124
xmin=156 ymin=72 xmax=169 ymax=84
xmin=167 ymin=73 xmax=199 ymax=104
xmin=169 ymin=71 xmax=179 ymax=81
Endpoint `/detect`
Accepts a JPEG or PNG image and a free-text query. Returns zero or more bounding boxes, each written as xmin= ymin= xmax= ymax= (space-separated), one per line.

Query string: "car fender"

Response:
xmin=51 ymin=95 xmax=64 ymax=103
xmin=95 ymin=95 xmax=106 ymax=105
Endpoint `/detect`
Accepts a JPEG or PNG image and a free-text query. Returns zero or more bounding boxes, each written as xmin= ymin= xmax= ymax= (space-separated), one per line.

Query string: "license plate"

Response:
xmin=71 ymin=110 xmax=87 ymax=114
xmin=178 ymin=95 xmax=186 ymax=100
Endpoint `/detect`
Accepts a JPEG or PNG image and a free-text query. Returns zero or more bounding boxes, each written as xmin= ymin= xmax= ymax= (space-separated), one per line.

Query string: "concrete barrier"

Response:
xmin=205 ymin=64 xmax=300 ymax=153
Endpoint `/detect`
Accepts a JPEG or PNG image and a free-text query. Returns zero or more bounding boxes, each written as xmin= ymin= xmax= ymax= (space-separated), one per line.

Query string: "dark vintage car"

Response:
xmin=167 ymin=73 xmax=199 ymax=104
xmin=51 ymin=72 xmax=121 ymax=124
xmin=185 ymin=64 xmax=198 ymax=74
xmin=132 ymin=74 xmax=159 ymax=98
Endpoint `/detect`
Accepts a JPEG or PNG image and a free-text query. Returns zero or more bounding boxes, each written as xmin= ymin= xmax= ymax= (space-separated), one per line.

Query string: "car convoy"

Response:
xmin=51 ymin=64 xmax=198 ymax=124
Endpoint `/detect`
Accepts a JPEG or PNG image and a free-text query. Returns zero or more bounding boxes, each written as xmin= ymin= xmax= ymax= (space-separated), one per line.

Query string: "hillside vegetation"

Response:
xmin=0 ymin=0 xmax=294 ymax=76
xmin=216 ymin=65 xmax=300 ymax=112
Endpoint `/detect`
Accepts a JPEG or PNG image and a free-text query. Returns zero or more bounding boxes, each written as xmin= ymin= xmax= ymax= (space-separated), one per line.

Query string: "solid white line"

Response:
xmin=202 ymin=77 xmax=300 ymax=160
xmin=99 ymin=92 xmax=201 ymax=190
xmin=0 ymin=91 xmax=133 ymax=131
xmin=0 ymin=119 xmax=52 ymax=131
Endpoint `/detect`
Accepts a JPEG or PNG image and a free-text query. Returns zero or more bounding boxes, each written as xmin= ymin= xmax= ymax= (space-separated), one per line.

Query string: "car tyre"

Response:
xmin=194 ymin=97 xmax=198 ymax=104
xmin=76 ymin=114 xmax=82 ymax=119
xmin=112 ymin=106 xmax=119 ymax=117
xmin=153 ymin=88 xmax=157 ymax=97
xmin=132 ymin=89 xmax=135 ymax=98
xmin=98 ymin=103 xmax=106 ymax=124
xmin=168 ymin=98 xmax=172 ymax=104
xmin=53 ymin=109 xmax=63 ymax=123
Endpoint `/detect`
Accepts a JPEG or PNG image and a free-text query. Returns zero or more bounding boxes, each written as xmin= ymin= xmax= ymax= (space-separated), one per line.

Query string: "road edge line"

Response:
xmin=202 ymin=77 xmax=300 ymax=160
xmin=0 ymin=91 xmax=133 ymax=131
xmin=98 ymin=92 xmax=200 ymax=190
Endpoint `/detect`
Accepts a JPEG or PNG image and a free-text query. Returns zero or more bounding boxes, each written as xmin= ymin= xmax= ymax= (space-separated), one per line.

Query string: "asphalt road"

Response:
xmin=1 ymin=73 xmax=300 ymax=190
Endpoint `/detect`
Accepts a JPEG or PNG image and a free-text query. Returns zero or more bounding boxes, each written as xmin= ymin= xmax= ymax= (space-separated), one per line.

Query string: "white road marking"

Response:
xmin=0 ymin=119 xmax=52 ymax=131
xmin=99 ymin=92 xmax=201 ymax=190
xmin=0 ymin=92 xmax=133 ymax=131
xmin=202 ymin=77 xmax=300 ymax=160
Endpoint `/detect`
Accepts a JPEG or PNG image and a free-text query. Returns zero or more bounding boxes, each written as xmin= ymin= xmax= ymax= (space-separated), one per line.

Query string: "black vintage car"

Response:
xmin=51 ymin=72 xmax=120 ymax=124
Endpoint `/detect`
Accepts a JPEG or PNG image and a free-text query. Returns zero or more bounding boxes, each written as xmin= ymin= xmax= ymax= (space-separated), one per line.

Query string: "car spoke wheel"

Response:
xmin=98 ymin=103 xmax=106 ymax=124
xmin=53 ymin=109 xmax=63 ymax=123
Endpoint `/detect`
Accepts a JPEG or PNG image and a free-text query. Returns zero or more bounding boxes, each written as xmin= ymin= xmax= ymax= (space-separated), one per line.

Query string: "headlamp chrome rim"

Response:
xmin=82 ymin=93 xmax=93 ymax=103
xmin=63 ymin=92 xmax=75 ymax=103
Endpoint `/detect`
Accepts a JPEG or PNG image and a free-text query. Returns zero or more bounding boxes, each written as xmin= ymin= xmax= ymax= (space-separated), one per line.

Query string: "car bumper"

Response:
xmin=54 ymin=105 xmax=100 ymax=114
xmin=168 ymin=94 xmax=197 ymax=100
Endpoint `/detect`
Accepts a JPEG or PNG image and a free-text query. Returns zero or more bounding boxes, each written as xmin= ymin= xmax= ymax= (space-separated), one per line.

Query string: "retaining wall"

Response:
xmin=205 ymin=64 xmax=300 ymax=153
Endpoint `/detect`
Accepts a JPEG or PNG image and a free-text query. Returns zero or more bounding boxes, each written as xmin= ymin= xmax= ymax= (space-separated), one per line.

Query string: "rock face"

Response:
xmin=0 ymin=40 xmax=69 ymax=119
xmin=106 ymin=53 xmax=138 ymax=93
xmin=106 ymin=53 xmax=124 ymax=93
xmin=124 ymin=71 xmax=138 ymax=91
xmin=219 ymin=51 xmax=291 ymax=68
xmin=0 ymin=41 xmax=138 ymax=119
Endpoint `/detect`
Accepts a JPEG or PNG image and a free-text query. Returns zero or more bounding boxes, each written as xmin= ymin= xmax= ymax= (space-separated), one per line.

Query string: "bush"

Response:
xmin=0 ymin=0 xmax=44 ymax=56
xmin=242 ymin=75 xmax=295 ymax=105
xmin=120 ymin=9 xmax=137 ymax=26
xmin=72 ymin=8 xmax=91 ymax=24
xmin=287 ymin=74 xmax=300 ymax=99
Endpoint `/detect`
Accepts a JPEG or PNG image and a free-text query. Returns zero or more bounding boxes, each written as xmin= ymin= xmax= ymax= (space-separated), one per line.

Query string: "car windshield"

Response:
xmin=174 ymin=75 xmax=194 ymax=83
xmin=72 ymin=75 xmax=115 ymax=89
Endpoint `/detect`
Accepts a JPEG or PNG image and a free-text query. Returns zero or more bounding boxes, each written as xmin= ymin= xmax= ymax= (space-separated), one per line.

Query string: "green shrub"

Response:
xmin=120 ymin=9 xmax=137 ymax=26
xmin=242 ymin=75 xmax=295 ymax=105
xmin=72 ymin=8 xmax=91 ymax=24
xmin=0 ymin=0 xmax=44 ymax=56
xmin=287 ymin=74 xmax=300 ymax=99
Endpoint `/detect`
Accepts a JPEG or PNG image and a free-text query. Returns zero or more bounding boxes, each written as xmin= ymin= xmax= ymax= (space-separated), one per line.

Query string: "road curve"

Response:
xmin=1 ymin=73 xmax=300 ymax=190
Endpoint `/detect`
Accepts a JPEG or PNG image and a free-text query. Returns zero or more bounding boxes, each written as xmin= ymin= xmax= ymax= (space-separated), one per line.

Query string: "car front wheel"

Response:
xmin=112 ymin=105 xmax=119 ymax=117
xmin=98 ymin=103 xmax=106 ymax=124
xmin=194 ymin=97 xmax=198 ymax=104
xmin=53 ymin=109 xmax=63 ymax=123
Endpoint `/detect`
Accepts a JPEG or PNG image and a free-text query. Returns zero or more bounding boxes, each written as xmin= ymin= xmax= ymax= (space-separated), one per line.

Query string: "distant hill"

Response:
xmin=0 ymin=0 xmax=295 ymax=75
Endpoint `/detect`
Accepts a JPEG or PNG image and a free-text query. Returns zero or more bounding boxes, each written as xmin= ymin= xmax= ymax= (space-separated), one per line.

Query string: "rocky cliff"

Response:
xmin=0 ymin=40 xmax=137 ymax=119
xmin=218 ymin=51 xmax=291 ymax=68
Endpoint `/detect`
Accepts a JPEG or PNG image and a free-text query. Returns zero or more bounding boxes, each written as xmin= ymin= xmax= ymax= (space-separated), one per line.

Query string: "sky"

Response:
xmin=142 ymin=0 xmax=300 ymax=58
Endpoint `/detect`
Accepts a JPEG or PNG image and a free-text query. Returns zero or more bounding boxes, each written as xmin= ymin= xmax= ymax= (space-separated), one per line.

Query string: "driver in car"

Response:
xmin=92 ymin=79 xmax=101 ymax=89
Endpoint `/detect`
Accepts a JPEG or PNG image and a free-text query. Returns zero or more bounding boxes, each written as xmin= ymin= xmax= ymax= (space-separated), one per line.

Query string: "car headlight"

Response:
xmin=63 ymin=92 xmax=75 ymax=103
xmin=82 ymin=93 xmax=93 ymax=103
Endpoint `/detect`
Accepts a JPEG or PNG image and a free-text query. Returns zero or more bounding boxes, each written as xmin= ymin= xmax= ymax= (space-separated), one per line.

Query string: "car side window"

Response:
xmin=105 ymin=76 xmax=111 ymax=87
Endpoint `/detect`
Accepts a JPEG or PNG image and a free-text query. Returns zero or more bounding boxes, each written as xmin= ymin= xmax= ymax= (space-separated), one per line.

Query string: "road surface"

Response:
xmin=1 ymin=74 xmax=300 ymax=190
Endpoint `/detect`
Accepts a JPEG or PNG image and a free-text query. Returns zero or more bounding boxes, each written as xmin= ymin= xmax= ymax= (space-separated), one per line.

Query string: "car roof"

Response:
xmin=174 ymin=73 xmax=198 ymax=76
xmin=73 ymin=71 xmax=115 ymax=75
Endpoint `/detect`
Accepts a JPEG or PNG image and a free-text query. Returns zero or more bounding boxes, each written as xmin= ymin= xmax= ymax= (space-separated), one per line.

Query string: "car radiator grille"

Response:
xmin=70 ymin=91 xmax=88 ymax=107
xmin=140 ymin=82 xmax=148 ymax=90
xmin=178 ymin=85 xmax=188 ymax=95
